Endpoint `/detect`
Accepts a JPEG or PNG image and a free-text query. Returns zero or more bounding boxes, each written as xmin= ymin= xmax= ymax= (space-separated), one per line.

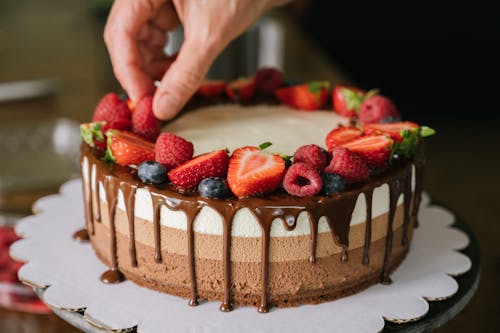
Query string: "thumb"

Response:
xmin=153 ymin=40 xmax=215 ymax=120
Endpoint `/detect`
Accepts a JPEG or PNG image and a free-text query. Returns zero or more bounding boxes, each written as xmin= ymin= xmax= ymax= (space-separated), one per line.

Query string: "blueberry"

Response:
xmin=138 ymin=161 xmax=168 ymax=185
xmin=118 ymin=92 xmax=129 ymax=101
xmin=198 ymin=177 xmax=229 ymax=199
xmin=321 ymin=173 xmax=345 ymax=195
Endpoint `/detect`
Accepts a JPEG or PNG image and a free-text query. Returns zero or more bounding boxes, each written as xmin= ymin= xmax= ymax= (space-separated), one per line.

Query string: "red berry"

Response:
xmin=325 ymin=147 xmax=369 ymax=183
xmin=332 ymin=85 xmax=366 ymax=117
xmin=132 ymin=95 xmax=161 ymax=141
xmin=283 ymin=163 xmax=322 ymax=197
xmin=197 ymin=80 xmax=227 ymax=97
xmin=325 ymin=126 xmax=363 ymax=151
xmin=168 ymin=149 xmax=229 ymax=189
xmin=106 ymin=130 xmax=155 ymax=166
xmin=293 ymin=144 xmax=328 ymax=172
xmin=359 ymin=95 xmax=400 ymax=125
xmin=275 ymin=82 xmax=329 ymax=111
xmin=227 ymin=146 xmax=285 ymax=198
xmin=155 ymin=133 xmax=194 ymax=170
xmin=92 ymin=93 xmax=131 ymax=124
xmin=254 ymin=68 xmax=284 ymax=95
xmin=342 ymin=135 xmax=393 ymax=169
xmin=364 ymin=122 xmax=419 ymax=142
xmin=226 ymin=78 xmax=256 ymax=102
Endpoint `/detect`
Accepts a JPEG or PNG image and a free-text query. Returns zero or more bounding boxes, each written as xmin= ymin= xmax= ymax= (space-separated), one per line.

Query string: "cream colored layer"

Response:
xmin=82 ymin=157 xmax=413 ymax=237
xmin=96 ymin=201 xmax=405 ymax=262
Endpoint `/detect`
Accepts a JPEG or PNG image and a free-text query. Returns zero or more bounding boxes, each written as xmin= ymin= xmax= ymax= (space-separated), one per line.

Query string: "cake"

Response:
xmin=78 ymin=69 xmax=433 ymax=313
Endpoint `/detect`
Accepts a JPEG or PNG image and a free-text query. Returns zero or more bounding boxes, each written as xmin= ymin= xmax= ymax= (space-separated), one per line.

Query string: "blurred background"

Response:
xmin=0 ymin=0 xmax=498 ymax=332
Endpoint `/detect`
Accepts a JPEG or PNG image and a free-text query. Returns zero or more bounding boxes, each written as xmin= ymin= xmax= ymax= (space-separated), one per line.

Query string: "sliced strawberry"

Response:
xmin=197 ymin=80 xmax=227 ymax=97
xmin=342 ymin=135 xmax=393 ymax=168
xmin=168 ymin=149 xmax=229 ymax=189
xmin=275 ymin=82 xmax=330 ymax=111
xmin=105 ymin=130 xmax=155 ymax=166
xmin=364 ymin=122 xmax=419 ymax=141
xmin=227 ymin=146 xmax=286 ymax=198
xmin=325 ymin=126 xmax=363 ymax=151
xmin=226 ymin=78 xmax=256 ymax=102
xmin=332 ymin=85 xmax=366 ymax=117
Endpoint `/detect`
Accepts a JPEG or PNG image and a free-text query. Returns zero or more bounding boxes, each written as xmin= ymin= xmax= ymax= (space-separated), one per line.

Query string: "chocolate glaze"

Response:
xmin=80 ymin=139 xmax=425 ymax=312
xmin=72 ymin=228 xmax=90 ymax=242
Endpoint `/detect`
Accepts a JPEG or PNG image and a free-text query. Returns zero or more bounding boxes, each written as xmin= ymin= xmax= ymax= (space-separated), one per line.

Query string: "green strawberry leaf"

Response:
xmin=225 ymin=147 xmax=230 ymax=154
xmin=420 ymin=126 xmax=436 ymax=137
xmin=308 ymin=81 xmax=330 ymax=94
xmin=392 ymin=129 xmax=419 ymax=160
xmin=80 ymin=122 xmax=105 ymax=147
xmin=103 ymin=134 xmax=115 ymax=163
xmin=258 ymin=142 xmax=273 ymax=150
xmin=365 ymin=88 xmax=379 ymax=98
xmin=340 ymin=87 xmax=365 ymax=113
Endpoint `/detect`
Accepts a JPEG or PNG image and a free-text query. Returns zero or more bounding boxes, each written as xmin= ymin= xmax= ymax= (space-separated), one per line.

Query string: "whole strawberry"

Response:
xmin=132 ymin=95 xmax=161 ymax=142
xmin=105 ymin=130 xmax=155 ymax=166
xmin=92 ymin=93 xmax=131 ymax=124
xmin=325 ymin=147 xmax=369 ymax=183
xmin=293 ymin=144 xmax=328 ymax=172
xmin=359 ymin=95 xmax=401 ymax=125
xmin=155 ymin=133 xmax=194 ymax=170
xmin=332 ymin=85 xmax=366 ymax=117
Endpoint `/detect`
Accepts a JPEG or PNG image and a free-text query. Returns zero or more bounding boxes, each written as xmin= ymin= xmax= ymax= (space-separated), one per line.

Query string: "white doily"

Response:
xmin=11 ymin=179 xmax=471 ymax=333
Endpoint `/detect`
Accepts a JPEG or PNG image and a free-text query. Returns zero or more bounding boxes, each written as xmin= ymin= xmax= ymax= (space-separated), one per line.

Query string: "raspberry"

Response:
xmin=325 ymin=147 xmax=369 ymax=183
xmin=92 ymin=93 xmax=131 ymax=123
xmin=155 ymin=133 xmax=194 ymax=170
xmin=254 ymin=68 xmax=284 ymax=95
xmin=359 ymin=95 xmax=400 ymax=125
xmin=293 ymin=144 xmax=328 ymax=171
xmin=283 ymin=163 xmax=322 ymax=197
xmin=132 ymin=96 xmax=161 ymax=141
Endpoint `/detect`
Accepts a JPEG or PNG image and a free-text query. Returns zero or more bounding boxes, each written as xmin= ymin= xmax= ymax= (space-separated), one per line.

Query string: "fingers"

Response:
xmin=153 ymin=40 xmax=217 ymax=120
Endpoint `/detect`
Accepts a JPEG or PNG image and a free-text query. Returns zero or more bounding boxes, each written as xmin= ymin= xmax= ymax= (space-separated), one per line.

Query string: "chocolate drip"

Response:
xmin=81 ymin=157 xmax=95 ymax=235
xmin=121 ymin=183 xmax=138 ymax=267
xmin=150 ymin=193 xmax=166 ymax=263
xmin=308 ymin=213 xmax=318 ymax=263
xmin=362 ymin=189 xmax=374 ymax=265
xmin=72 ymin=228 xmax=90 ymax=242
xmin=401 ymin=170 xmax=413 ymax=246
xmin=95 ymin=181 xmax=102 ymax=222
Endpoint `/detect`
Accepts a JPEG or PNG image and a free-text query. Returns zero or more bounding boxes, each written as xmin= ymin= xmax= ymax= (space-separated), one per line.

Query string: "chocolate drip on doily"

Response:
xmin=72 ymin=228 xmax=90 ymax=242
xmin=362 ymin=189 xmax=374 ymax=265
xmin=121 ymin=183 xmax=138 ymax=267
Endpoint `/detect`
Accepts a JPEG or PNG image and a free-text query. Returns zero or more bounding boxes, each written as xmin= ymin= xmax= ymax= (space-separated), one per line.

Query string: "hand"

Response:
xmin=104 ymin=0 xmax=289 ymax=120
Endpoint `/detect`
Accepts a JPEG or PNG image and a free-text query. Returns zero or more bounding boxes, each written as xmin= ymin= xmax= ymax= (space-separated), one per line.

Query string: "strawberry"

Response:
xmin=226 ymin=78 xmax=256 ymax=102
xmin=197 ymin=80 xmax=227 ymax=97
xmin=274 ymin=82 xmax=330 ymax=110
xmin=342 ymin=135 xmax=393 ymax=168
xmin=80 ymin=120 xmax=132 ymax=150
xmin=254 ymin=67 xmax=284 ymax=95
xmin=359 ymin=95 xmax=401 ymax=125
xmin=132 ymin=95 xmax=161 ymax=142
xmin=325 ymin=126 xmax=363 ymax=151
xmin=332 ymin=85 xmax=367 ymax=117
xmin=293 ymin=144 xmax=328 ymax=171
xmin=92 ymin=93 xmax=131 ymax=123
xmin=168 ymin=150 xmax=229 ymax=189
xmin=227 ymin=146 xmax=286 ymax=198
xmin=283 ymin=163 xmax=322 ymax=197
xmin=325 ymin=147 xmax=369 ymax=183
xmin=155 ymin=133 xmax=194 ymax=170
xmin=105 ymin=130 xmax=155 ymax=166
xmin=364 ymin=122 xmax=419 ymax=141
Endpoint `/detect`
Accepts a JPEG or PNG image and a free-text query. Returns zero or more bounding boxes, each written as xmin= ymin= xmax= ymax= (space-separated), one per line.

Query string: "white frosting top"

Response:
xmin=162 ymin=104 xmax=350 ymax=155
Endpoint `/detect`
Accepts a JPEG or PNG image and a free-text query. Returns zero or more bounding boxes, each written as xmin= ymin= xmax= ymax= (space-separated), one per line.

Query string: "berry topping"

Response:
xmin=321 ymin=173 xmax=346 ymax=195
xmin=364 ymin=122 xmax=419 ymax=141
xmin=332 ymin=85 xmax=367 ymax=117
xmin=168 ymin=149 xmax=229 ymax=189
xmin=359 ymin=95 xmax=401 ymax=125
xmin=325 ymin=126 xmax=363 ymax=151
xmin=198 ymin=177 xmax=230 ymax=199
xmin=155 ymin=133 xmax=194 ymax=170
xmin=283 ymin=163 xmax=322 ymax=197
xmin=293 ymin=144 xmax=328 ymax=172
xmin=81 ymin=120 xmax=132 ymax=150
xmin=274 ymin=82 xmax=330 ymax=110
xmin=342 ymin=135 xmax=393 ymax=169
xmin=105 ymin=130 xmax=155 ymax=166
xmin=92 ymin=93 xmax=132 ymax=124
xmin=132 ymin=95 xmax=161 ymax=141
xmin=254 ymin=67 xmax=284 ymax=95
xmin=226 ymin=78 xmax=256 ymax=102
xmin=138 ymin=161 xmax=168 ymax=185
xmin=227 ymin=146 xmax=286 ymax=198
xmin=325 ymin=147 xmax=369 ymax=183
xmin=197 ymin=80 xmax=227 ymax=97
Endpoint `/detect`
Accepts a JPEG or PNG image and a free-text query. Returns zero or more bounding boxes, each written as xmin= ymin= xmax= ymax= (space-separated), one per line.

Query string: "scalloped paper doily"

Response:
xmin=11 ymin=179 xmax=471 ymax=333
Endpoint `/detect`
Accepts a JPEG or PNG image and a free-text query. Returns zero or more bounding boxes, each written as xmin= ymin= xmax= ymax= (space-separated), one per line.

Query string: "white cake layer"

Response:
xmin=161 ymin=104 xmax=350 ymax=155
xmin=82 ymin=157 xmax=414 ymax=238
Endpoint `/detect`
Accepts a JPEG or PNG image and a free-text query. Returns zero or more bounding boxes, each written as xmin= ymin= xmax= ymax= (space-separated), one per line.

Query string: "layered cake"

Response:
xmin=78 ymin=69 xmax=433 ymax=312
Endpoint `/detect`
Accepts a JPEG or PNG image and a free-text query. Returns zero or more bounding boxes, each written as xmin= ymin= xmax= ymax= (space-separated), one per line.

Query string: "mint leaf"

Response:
xmin=258 ymin=142 xmax=273 ymax=150
xmin=420 ymin=126 xmax=436 ymax=137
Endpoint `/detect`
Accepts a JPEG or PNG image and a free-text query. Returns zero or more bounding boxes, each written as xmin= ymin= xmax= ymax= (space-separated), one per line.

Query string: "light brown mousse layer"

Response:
xmin=90 ymin=201 xmax=412 ymax=307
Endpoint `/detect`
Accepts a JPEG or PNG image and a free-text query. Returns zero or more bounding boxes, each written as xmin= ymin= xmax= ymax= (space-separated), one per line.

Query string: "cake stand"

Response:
xmin=10 ymin=179 xmax=478 ymax=333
